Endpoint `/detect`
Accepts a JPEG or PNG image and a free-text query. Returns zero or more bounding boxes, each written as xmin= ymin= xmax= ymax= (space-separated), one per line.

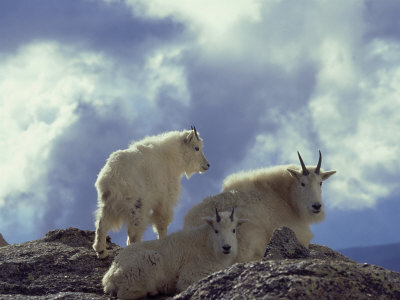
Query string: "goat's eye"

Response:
xmin=301 ymin=183 xmax=305 ymax=187
xmin=215 ymin=230 xmax=219 ymax=234
xmin=232 ymin=229 xmax=236 ymax=234
xmin=194 ymin=146 xmax=200 ymax=151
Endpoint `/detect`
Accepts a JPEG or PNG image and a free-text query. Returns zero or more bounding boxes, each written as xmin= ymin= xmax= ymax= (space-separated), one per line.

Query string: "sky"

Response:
xmin=0 ymin=0 xmax=399 ymax=250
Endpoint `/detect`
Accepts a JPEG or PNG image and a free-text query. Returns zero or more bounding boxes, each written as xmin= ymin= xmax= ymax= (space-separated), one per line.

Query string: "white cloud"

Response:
xmin=130 ymin=1 xmax=362 ymax=66
xmin=0 ymin=43 xmax=87 ymax=207
xmin=126 ymin=0 xmax=261 ymax=43
xmin=141 ymin=47 xmax=190 ymax=105
xmin=0 ymin=43 xmax=113 ymax=240
xmin=309 ymin=38 xmax=400 ymax=209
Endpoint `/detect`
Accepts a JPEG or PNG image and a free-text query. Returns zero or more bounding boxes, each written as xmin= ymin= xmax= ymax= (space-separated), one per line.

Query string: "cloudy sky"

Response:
xmin=1 ymin=0 xmax=399 ymax=250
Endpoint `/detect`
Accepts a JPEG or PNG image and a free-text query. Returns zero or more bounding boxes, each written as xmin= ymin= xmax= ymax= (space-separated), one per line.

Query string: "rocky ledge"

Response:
xmin=0 ymin=227 xmax=399 ymax=299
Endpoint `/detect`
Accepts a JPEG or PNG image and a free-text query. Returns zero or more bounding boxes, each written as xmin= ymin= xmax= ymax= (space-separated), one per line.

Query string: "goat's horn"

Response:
xmin=315 ymin=150 xmax=322 ymax=175
xmin=230 ymin=208 xmax=235 ymax=222
xmin=191 ymin=125 xmax=199 ymax=141
xmin=215 ymin=208 xmax=221 ymax=223
xmin=297 ymin=151 xmax=310 ymax=176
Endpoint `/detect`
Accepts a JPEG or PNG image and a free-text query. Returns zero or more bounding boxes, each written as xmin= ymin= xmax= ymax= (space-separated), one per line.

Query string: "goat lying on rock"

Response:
xmin=102 ymin=208 xmax=246 ymax=299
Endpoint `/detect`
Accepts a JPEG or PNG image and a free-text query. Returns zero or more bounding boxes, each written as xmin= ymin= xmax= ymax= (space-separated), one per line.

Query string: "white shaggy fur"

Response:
xmin=184 ymin=151 xmax=336 ymax=263
xmin=93 ymin=127 xmax=209 ymax=258
xmin=102 ymin=209 xmax=246 ymax=299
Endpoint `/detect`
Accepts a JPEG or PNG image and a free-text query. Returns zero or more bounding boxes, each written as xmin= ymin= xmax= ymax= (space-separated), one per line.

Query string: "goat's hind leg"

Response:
xmin=151 ymin=204 xmax=173 ymax=239
xmin=126 ymin=216 xmax=147 ymax=245
xmin=126 ymin=197 xmax=148 ymax=245
xmin=126 ymin=223 xmax=147 ymax=245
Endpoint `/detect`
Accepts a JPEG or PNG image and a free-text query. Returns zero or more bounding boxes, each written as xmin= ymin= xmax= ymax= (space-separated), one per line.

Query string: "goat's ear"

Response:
xmin=287 ymin=168 xmax=302 ymax=181
xmin=321 ymin=170 xmax=336 ymax=181
xmin=184 ymin=131 xmax=194 ymax=144
xmin=202 ymin=216 xmax=214 ymax=228
xmin=237 ymin=218 xmax=248 ymax=227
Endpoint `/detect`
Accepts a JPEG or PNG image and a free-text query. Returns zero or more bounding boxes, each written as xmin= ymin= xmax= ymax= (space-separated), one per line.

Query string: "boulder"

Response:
xmin=0 ymin=228 xmax=120 ymax=299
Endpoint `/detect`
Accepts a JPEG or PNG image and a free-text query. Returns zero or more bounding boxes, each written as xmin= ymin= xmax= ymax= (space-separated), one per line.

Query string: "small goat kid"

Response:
xmin=93 ymin=126 xmax=209 ymax=258
xmin=102 ymin=208 xmax=245 ymax=299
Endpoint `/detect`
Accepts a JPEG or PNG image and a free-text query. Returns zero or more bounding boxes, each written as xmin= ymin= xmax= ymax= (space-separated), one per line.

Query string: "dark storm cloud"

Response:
xmin=0 ymin=0 xmax=184 ymax=58
xmin=182 ymin=50 xmax=318 ymax=179
xmin=41 ymin=103 xmax=137 ymax=234
xmin=365 ymin=0 xmax=400 ymax=40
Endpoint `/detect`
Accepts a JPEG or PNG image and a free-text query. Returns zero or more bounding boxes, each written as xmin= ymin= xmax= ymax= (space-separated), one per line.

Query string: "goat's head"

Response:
xmin=203 ymin=208 xmax=247 ymax=260
xmin=287 ymin=151 xmax=336 ymax=222
xmin=183 ymin=125 xmax=210 ymax=177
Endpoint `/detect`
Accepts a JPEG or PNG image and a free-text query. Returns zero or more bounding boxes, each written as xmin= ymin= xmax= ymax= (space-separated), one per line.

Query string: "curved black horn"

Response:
xmin=230 ymin=207 xmax=235 ymax=222
xmin=297 ymin=151 xmax=310 ymax=176
xmin=191 ymin=125 xmax=199 ymax=140
xmin=315 ymin=150 xmax=322 ymax=175
xmin=215 ymin=208 xmax=221 ymax=223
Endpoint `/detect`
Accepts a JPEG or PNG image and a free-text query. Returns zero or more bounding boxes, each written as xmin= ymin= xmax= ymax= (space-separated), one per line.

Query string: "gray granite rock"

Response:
xmin=174 ymin=258 xmax=400 ymax=300
xmin=0 ymin=228 xmax=120 ymax=299
xmin=264 ymin=226 xmax=310 ymax=260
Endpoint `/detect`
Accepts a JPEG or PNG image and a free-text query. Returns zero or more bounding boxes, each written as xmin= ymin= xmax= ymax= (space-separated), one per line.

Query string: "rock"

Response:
xmin=308 ymin=243 xmax=355 ymax=262
xmin=174 ymin=259 xmax=400 ymax=300
xmin=264 ymin=226 xmax=353 ymax=262
xmin=2 ymin=226 xmax=400 ymax=299
xmin=0 ymin=234 xmax=8 ymax=247
xmin=264 ymin=226 xmax=310 ymax=260
xmin=0 ymin=227 xmax=121 ymax=299
xmin=174 ymin=227 xmax=400 ymax=300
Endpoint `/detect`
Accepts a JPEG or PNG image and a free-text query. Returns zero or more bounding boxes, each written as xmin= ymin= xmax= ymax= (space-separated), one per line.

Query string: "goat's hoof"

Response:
xmin=96 ymin=249 xmax=109 ymax=259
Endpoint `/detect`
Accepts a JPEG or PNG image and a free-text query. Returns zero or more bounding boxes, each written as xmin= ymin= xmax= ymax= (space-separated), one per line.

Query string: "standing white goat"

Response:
xmin=184 ymin=151 xmax=336 ymax=263
xmin=102 ymin=208 xmax=246 ymax=299
xmin=93 ymin=126 xmax=210 ymax=258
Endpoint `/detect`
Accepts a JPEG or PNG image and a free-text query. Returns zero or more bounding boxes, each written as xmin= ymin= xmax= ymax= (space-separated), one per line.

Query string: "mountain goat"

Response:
xmin=93 ymin=126 xmax=210 ymax=258
xmin=184 ymin=151 xmax=336 ymax=263
xmin=102 ymin=208 xmax=246 ymax=299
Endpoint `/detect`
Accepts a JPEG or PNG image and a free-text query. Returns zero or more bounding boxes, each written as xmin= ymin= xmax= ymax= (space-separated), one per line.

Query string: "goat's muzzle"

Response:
xmin=222 ymin=244 xmax=231 ymax=254
xmin=312 ymin=203 xmax=322 ymax=214
xmin=201 ymin=163 xmax=210 ymax=171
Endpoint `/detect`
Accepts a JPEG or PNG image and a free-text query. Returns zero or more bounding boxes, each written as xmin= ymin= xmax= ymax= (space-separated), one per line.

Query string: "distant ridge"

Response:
xmin=339 ymin=242 xmax=400 ymax=272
